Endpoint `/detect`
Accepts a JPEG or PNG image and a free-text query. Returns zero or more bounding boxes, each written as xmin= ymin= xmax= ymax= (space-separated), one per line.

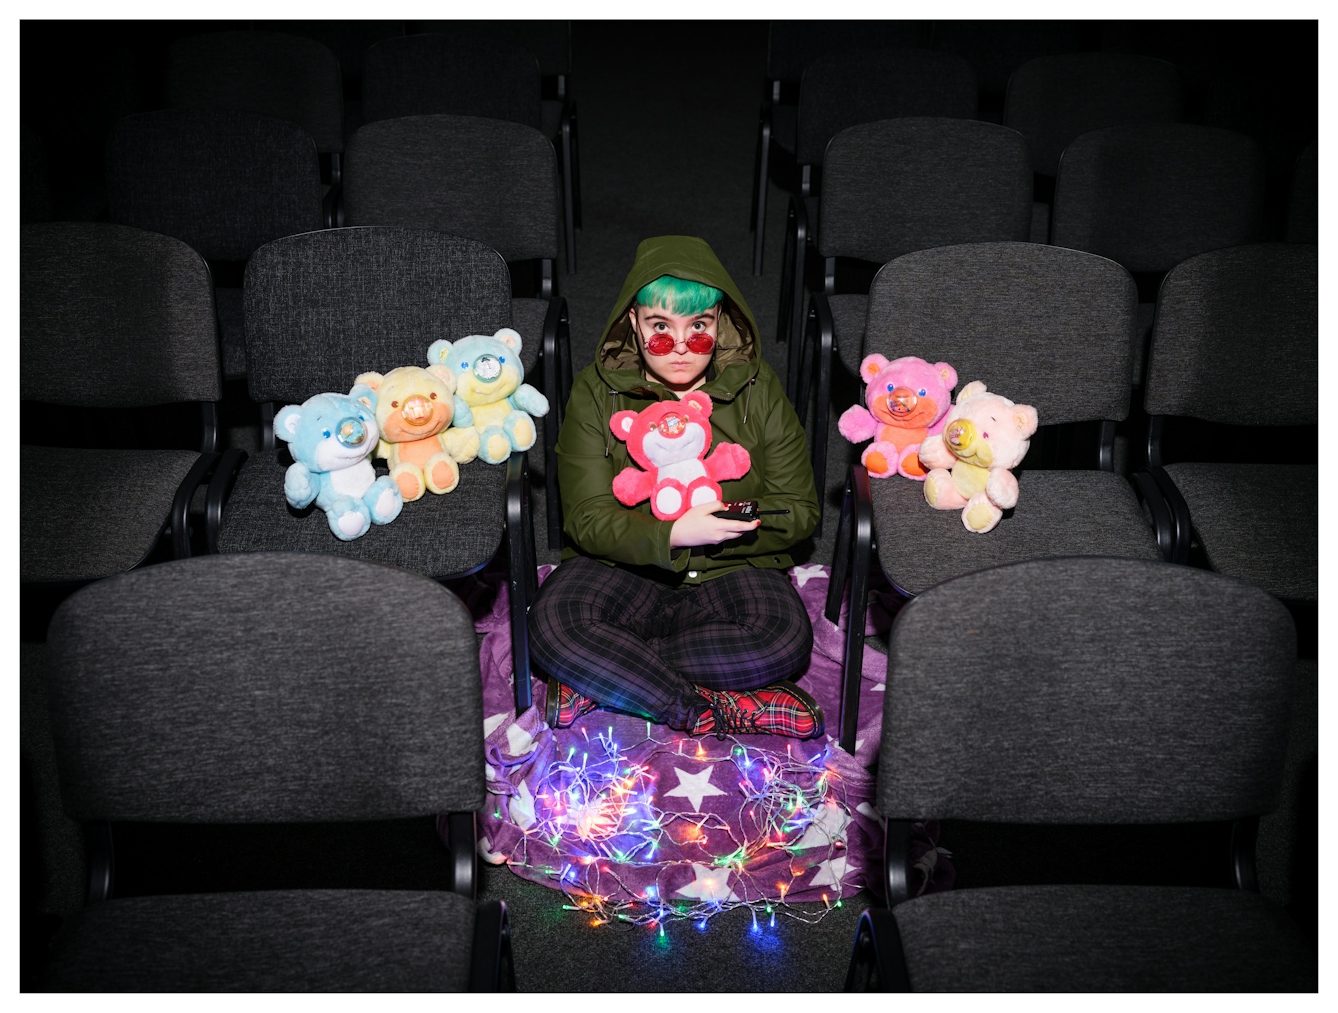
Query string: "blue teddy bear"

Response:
xmin=275 ymin=384 xmax=403 ymax=541
xmin=428 ymin=328 xmax=550 ymax=465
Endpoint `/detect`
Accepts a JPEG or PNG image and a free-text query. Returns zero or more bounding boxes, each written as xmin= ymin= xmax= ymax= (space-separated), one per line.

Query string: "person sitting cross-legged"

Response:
xmin=530 ymin=235 xmax=823 ymax=738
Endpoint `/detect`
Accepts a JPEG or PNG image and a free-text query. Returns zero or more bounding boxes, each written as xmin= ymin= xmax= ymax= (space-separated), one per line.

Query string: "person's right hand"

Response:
xmin=668 ymin=500 xmax=761 ymax=548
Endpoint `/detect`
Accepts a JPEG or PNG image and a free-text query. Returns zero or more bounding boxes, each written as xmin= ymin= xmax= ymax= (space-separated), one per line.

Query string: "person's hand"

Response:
xmin=668 ymin=500 xmax=761 ymax=548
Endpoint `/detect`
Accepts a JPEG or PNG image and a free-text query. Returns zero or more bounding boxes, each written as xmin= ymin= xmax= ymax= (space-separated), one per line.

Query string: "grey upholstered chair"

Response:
xmin=105 ymin=108 xmax=328 ymax=380
xmin=844 ymin=556 xmax=1315 ymax=992
xmin=208 ymin=227 xmax=540 ymax=712
xmin=1286 ymin=141 xmax=1317 ymax=243
xmin=20 ymin=223 xmax=221 ymax=589
xmin=166 ymin=31 xmax=345 ymax=164
xmin=1139 ymin=242 xmax=1317 ymax=603
xmin=40 ymin=552 xmax=513 ymax=991
xmin=754 ymin=48 xmax=976 ymax=275
xmin=1050 ymin=123 xmax=1268 ymax=383
xmin=824 ymin=242 xmax=1161 ymax=749
xmin=1003 ymin=52 xmax=1184 ymax=243
xmin=361 ymin=32 xmax=578 ymax=271
xmin=342 ymin=113 xmax=573 ymax=549
xmin=791 ymin=118 xmax=1034 ymax=495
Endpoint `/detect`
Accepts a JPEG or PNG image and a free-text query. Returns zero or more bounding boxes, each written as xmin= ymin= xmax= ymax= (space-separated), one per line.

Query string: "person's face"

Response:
xmin=628 ymin=302 xmax=719 ymax=391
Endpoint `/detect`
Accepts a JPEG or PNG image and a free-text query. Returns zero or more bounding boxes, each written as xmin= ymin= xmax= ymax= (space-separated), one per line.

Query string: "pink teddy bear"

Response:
xmin=919 ymin=381 xmax=1039 ymax=533
xmin=838 ymin=355 xmax=958 ymax=480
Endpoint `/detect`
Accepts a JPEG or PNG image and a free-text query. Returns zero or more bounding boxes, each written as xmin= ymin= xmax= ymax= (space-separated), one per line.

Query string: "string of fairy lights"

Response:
xmin=492 ymin=723 xmax=859 ymax=933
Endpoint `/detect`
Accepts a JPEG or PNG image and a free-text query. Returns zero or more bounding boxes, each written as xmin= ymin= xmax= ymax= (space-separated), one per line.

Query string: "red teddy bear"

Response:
xmin=609 ymin=391 xmax=752 ymax=520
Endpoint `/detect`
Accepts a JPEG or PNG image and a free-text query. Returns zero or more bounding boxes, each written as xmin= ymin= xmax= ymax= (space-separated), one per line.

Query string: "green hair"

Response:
xmin=634 ymin=275 xmax=723 ymax=317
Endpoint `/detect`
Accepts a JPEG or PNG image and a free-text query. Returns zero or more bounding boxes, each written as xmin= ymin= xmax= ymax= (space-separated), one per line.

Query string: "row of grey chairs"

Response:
xmin=843 ymin=555 xmax=1315 ymax=991
xmin=36 ymin=551 xmax=513 ymax=990
xmin=20 ymin=223 xmax=556 ymax=715
xmin=821 ymin=240 xmax=1316 ymax=753
xmin=164 ymin=27 xmax=581 ymax=269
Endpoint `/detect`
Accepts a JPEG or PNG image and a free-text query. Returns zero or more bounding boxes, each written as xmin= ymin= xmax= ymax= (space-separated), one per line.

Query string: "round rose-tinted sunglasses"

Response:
xmin=644 ymin=331 xmax=716 ymax=356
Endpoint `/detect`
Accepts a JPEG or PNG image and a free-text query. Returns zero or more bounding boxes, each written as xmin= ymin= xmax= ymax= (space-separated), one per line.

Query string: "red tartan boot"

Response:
xmin=545 ymin=677 xmax=599 ymax=729
xmin=690 ymin=681 xmax=825 ymax=739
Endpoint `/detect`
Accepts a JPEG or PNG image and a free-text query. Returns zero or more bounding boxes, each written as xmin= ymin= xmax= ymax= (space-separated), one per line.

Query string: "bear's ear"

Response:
xmin=426 ymin=364 xmax=455 ymax=390
xmin=860 ymin=354 xmax=890 ymax=383
xmin=957 ymin=380 xmax=988 ymax=404
xmin=610 ymin=410 xmax=639 ymax=442
xmin=274 ymin=404 xmax=303 ymax=443
xmin=349 ymin=383 xmax=377 ymax=411
xmin=681 ymin=391 xmax=713 ymax=417
xmin=935 ymin=362 xmax=958 ymax=391
xmin=355 ymin=371 xmax=383 ymax=391
xmin=426 ymin=339 xmax=453 ymax=366
xmin=493 ymin=328 xmax=523 ymax=353
xmin=1014 ymin=404 xmax=1039 ymax=438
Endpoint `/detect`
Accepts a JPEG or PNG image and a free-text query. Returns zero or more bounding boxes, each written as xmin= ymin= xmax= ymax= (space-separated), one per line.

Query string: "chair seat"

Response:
xmin=871 ymin=469 xmax=1159 ymax=595
xmin=829 ymin=293 xmax=868 ymax=377
xmin=46 ymin=889 xmax=476 ymax=991
xmin=1165 ymin=462 xmax=1317 ymax=602
xmin=216 ymin=452 xmax=507 ymax=578
xmin=892 ymin=884 xmax=1315 ymax=991
xmin=509 ymin=296 xmax=546 ymax=375
xmin=21 ymin=445 xmax=201 ymax=583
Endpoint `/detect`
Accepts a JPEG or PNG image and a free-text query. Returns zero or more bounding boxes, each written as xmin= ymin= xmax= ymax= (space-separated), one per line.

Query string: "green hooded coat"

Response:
xmin=556 ymin=236 xmax=819 ymax=585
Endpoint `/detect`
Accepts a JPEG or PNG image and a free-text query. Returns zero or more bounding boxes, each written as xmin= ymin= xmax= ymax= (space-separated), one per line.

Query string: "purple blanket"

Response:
xmin=474 ymin=564 xmax=953 ymax=927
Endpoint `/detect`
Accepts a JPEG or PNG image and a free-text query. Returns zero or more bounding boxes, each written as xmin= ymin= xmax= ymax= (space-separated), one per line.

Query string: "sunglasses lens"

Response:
xmin=646 ymin=333 xmax=675 ymax=355
xmin=686 ymin=334 xmax=716 ymax=354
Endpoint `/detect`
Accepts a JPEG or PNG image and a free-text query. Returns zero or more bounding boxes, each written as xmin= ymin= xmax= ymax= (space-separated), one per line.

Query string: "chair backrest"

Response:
xmin=862 ymin=242 xmax=1136 ymax=427
xmin=1004 ymin=53 xmax=1184 ymax=178
xmin=878 ymin=556 xmax=1295 ymax=824
xmin=1285 ymin=141 xmax=1317 ymax=243
xmin=1051 ymin=124 xmax=1267 ymax=274
xmin=768 ymin=21 xmax=928 ymax=84
xmin=45 ymin=552 xmax=485 ymax=823
xmin=106 ymin=109 xmax=324 ymax=263
xmin=795 ymin=51 xmax=977 ymax=165
xmin=361 ymin=33 xmax=541 ymax=130
xmin=421 ymin=20 xmax=571 ymax=77
xmin=166 ymin=31 xmax=345 ymax=155
xmin=343 ymin=114 xmax=558 ymax=263
xmin=819 ymin=119 xmax=1031 ymax=266
xmin=21 ymin=223 xmax=220 ymax=408
xmin=932 ymin=19 xmax=1096 ymax=96
xmin=1144 ymin=243 xmax=1316 ymax=427
xmin=244 ymin=227 xmax=512 ymax=405
xmin=264 ymin=20 xmax=406 ymax=94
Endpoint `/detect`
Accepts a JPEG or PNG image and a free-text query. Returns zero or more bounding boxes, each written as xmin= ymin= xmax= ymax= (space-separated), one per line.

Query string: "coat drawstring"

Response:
xmin=604 ymin=388 xmax=618 ymax=456
xmin=742 ymin=377 xmax=755 ymax=424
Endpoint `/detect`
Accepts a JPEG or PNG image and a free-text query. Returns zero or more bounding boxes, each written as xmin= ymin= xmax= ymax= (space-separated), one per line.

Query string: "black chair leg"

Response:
xmin=506 ymin=452 xmax=534 ymax=713
xmin=825 ymin=468 xmax=854 ymax=625
xmin=753 ymin=111 xmax=771 ymax=276
xmin=469 ymin=899 xmax=515 ymax=991
xmin=839 ymin=465 xmax=872 ymax=755
xmin=844 ymin=908 xmax=911 ymax=991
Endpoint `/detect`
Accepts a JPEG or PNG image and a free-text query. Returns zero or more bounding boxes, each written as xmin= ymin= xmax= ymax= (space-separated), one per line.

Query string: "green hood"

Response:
xmin=596 ymin=236 xmax=760 ymax=381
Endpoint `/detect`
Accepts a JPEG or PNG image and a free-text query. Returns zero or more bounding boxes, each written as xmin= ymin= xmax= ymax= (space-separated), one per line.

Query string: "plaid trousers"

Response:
xmin=529 ymin=554 xmax=814 ymax=730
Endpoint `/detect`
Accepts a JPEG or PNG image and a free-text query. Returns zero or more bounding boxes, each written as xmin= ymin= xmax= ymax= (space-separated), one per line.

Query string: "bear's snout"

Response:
xmin=336 ymin=416 xmax=368 ymax=447
xmin=655 ymin=413 xmax=688 ymax=438
xmin=401 ymin=395 xmax=434 ymax=426
xmin=887 ymin=386 xmax=917 ymax=415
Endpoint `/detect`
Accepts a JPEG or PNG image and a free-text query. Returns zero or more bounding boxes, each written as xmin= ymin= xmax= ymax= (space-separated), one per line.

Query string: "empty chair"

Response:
xmin=844 ymin=556 xmax=1315 ymax=992
xmin=793 ymin=119 xmax=1034 ymax=519
xmin=41 ymin=551 xmax=513 ymax=991
xmin=1286 ymin=142 xmax=1317 ymax=243
xmin=825 ymin=242 xmax=1161 ymax=750
xmin=931 ymin=19 xmax=1098 ymax=115
xmin=21 ymin=223 xmax=221 ymax=589
xmin=342 ymin=113 xmax=573 ymax=548
xmin=105 ymin=109 xmax=327 ymax=380
xmin=166 ymin=31 xmax=344 ymax=168
xmin=208 ymin=227 xmax=540 ymax=712
xmin=1004 ymin=52 xmax=1184 ymax=241
xmin=753 ymin=48 xmax=976 ymax=274
xmin=1051 ymin=123 xmax=1267 ymax=382
xmin=361 ymin=32 xmax=578 ymax=270
xmin=1139 ymin=243 xmax=1317 ymax=602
